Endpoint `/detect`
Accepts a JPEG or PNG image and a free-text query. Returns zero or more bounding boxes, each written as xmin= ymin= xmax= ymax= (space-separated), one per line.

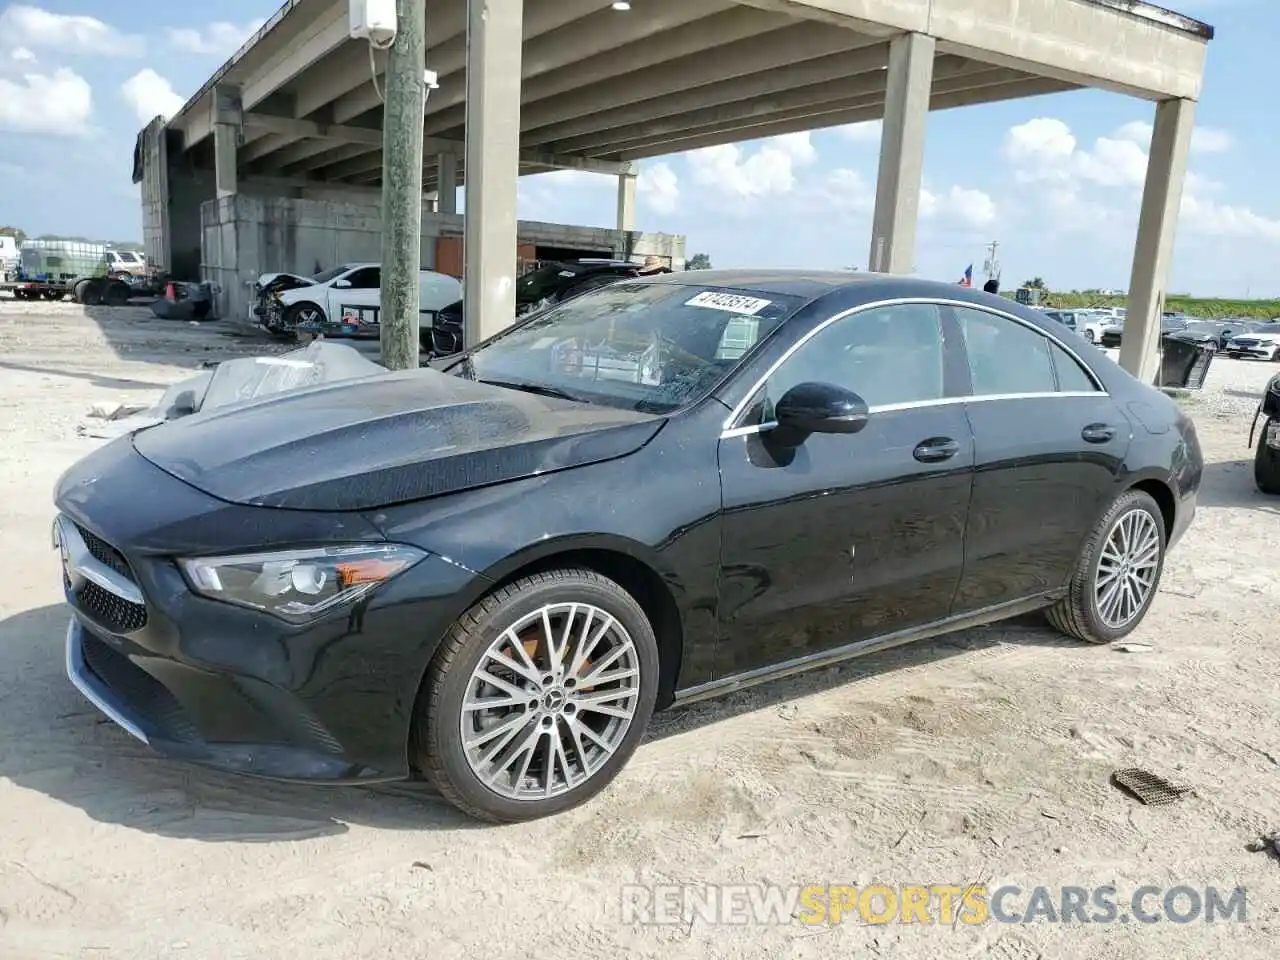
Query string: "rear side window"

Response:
xmin=1049 ymin=342 xmax=1099 ymax=392
xmin=952 ymin=306 xmax=1056 ymax=395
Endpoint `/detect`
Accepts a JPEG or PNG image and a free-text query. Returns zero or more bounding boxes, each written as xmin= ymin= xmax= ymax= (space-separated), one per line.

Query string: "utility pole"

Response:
xmin=379 ymin=0 xmax=427 ymax=370
xmin=983 ymin=240 xmax=1000 ymax=284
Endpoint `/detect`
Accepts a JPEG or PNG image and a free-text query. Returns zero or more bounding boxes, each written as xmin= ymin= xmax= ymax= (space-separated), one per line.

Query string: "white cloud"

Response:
xmin=0 ymin=5 xmax=143 ymax=57
xmin=1003 ymin=116 xmax=1280 ymax=243
xmin=0 ymin=66 xmax=92 ymax=135
xmin=120 ymin=69 xmax=185 ymax=124
xmin=1114 ymin=119 xmax=1233 ymax=154
xmin=925 ymin=185 xmax=997 ymax=227
xmin=165 ymin=20 xmax=267 ymax=57
xmin=686 ymin=133 xmax=817 ymax=200
xmin=638 ymin=162 xmax=679 ymax=215
xmin=9 ymin=45 xmax=36 ymax=63
xmin=835 ymin=120 xmax=882 ymax=143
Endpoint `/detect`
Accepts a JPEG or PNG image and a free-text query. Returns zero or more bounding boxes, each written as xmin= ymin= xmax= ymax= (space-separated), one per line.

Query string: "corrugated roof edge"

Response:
xmin=166 ymin=0 xmax=305 ymax=128
xmin=1085 ymin=0 xmax=1214 ymax=40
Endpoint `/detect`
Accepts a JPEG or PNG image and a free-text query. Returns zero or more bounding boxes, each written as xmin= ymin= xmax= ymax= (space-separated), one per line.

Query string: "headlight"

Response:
xmin=179 ymin=544 xmax=426 ymax=622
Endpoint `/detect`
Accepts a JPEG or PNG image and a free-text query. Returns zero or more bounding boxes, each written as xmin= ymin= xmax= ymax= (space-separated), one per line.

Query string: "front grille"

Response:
xmin=77 ymin=581 xmax=148 ymax=633
xmin=75 ymin=523 xmax=133 ymax=580
xmin=80 ymin=634 xmax=200 ymax=743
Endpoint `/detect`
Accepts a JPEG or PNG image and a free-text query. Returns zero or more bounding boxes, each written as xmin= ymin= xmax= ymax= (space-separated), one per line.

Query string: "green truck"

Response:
xmin=0 ymin=239 xmax=134 ymax=305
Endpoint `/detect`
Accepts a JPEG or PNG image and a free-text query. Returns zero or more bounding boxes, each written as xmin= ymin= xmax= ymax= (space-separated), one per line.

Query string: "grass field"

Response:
xmin=1035 ymin=291 xmax=1280 ymax=320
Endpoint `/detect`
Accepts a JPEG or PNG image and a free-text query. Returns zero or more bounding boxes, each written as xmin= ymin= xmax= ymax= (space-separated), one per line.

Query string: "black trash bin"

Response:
xmin=1157 ymin=334 xmax=1214 ymax=390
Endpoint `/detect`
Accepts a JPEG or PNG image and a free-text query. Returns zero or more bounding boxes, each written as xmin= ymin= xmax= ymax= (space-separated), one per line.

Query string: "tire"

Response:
xmin=284 ymin=301 xmax=323 ymax=331
xmin=1271 ymin=349 xmax=1280 ymax=363
xmin=414 ymin=568 xmax=659 ymax=823
xmin=1084 ymin=329 xmax=1096 ymax=344
xmin=72 ymin=279 xmax=91 ymax=304
xmin=1256 ymin=419 xmax=1280 ymax=495
xmin=103 ymin=280 xmax=129 ymax=306
xmin=1045 ymin=489 xmax=1166 ymax=644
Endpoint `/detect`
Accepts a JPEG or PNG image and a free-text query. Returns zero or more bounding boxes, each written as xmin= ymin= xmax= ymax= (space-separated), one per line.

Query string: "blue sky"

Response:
xmin=0 ymin=0 xmax=1275 ymax=296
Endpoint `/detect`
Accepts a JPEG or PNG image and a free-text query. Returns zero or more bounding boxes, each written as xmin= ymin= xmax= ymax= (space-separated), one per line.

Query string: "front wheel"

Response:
xmin=1256 ymin=418 xmax=1280 ymax=495
xmin=1046 ymin=489 xmax=1166 ymax=644
xmin=414 ymin=569 xmax=659 ymax=823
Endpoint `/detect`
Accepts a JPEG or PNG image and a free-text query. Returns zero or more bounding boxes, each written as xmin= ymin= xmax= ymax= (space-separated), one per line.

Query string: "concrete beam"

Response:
xmin=549 ymin=59 xmax=1003 ymax=156
xmin=520 ymin=22 xmax=877 ymax=133
xmin=527 ymin=45 xmax=892 ymax=148
xmin=213 ymin=84 xmax=242 ymax=199
xmin=592 ymin=66 xmax=1031 ymax=159
xmin=422 ymin=5 xmax=799 ymax=136
xmin=617 ymin=171 xmax=637 ymax=232
xmin=1119 ymin=98 xmax=1196 ymax=382
xmin=244 ymin=112 xmax=386 ymax=145
xmin=332 ymin=0 xmax=622 ymax=125
xmin=437 ymin=153 xmax=458 ymax=214
xmin=289 ymin=2 xmax=467 ymax=119
xmin=464 ymin=0 xmax=524 ymax=346
xmin=240 ymin=0 xmax=349 ymax=110
xmin=614 ymin=76 xmax=1078 ymax=159
xmin=315 ymin=142 xmax=633 ymax=180
xmin=869 ymin=33 xmax=934 ymax=274
xmin=752 ymin=0 xmax=1207 ymax=99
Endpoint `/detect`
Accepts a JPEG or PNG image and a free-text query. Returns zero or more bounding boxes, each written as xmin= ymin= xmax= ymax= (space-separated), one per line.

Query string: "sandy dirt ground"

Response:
xmin=2 ymin=297 xmax=1279 ymax=960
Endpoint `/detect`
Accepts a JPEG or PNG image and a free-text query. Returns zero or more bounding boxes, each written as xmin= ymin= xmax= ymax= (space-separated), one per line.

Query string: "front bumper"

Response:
xmin=1226 ymin=344 xmax=1276 ymax=359
xmin=53 ymin=439 xmax=482 ymax=784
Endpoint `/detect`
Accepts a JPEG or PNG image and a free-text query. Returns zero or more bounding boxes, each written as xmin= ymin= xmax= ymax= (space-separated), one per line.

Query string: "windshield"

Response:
xmin=312 ymin=264 xmax=354 ymax=284
xmin=460 ymin=281 xmax=806 ymax=414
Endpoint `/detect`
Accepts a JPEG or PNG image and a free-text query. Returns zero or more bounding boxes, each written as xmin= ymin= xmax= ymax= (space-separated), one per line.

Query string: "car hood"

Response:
xmin=257 ymin=271 xmax=314 ymax=287
xmin=132 ymin=369 xmax=664 ymax=511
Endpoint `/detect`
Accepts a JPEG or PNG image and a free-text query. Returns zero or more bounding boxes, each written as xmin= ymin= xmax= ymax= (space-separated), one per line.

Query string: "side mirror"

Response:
xmin=332 ymin=278 xmax=352 ymax=288
xmin=773 ymin=382 xmax=869 ymax=439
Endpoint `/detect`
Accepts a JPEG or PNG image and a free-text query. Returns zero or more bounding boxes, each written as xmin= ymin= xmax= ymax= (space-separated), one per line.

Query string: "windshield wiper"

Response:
xmin=477 ymin=378 xmax=584 ymax=402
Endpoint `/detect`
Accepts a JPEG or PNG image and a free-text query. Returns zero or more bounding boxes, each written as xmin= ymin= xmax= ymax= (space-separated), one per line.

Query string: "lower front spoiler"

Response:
xmin=65 ymin=619 xmax=402 ymax=785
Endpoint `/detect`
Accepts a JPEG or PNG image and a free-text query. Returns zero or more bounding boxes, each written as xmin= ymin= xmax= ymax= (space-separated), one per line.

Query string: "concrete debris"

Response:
xmin=1114 ymin=642 xmax=1155 ymax=653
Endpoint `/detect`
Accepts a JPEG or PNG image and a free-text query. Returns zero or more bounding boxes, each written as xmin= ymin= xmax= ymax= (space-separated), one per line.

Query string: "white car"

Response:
xmin=1073 ymin=311 xmax=1110 ymax=345
xmin=106 ymin=249 xmax=148 ymax=278
xmin=270 ymin=263 xmax=462 ymax=334
xmin=1225 ymin=329 xmax=1280 ymax=361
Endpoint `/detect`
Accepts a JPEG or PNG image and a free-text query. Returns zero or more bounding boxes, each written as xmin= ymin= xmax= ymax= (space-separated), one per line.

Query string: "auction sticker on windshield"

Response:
xmin=684 ymin=291 xmax=772 ymax=315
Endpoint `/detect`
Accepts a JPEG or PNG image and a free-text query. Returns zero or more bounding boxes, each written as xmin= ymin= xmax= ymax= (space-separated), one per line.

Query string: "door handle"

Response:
xmin=1081 ymin=423 xmax=1116 ymax=443
xmin=913 ymin=437 xmax=959 ymax=463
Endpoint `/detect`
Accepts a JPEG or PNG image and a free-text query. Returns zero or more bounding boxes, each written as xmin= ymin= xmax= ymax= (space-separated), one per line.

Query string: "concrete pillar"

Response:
xmin=867 ymin=33 xmax=934 ymax=273
xmin=1119 ymin=97 xmax=1196 ymax=383
xmin=437 ymin=153 xmax=458 ymax=214
xmin=212 ymin=85 xmax=242 ymax=199
xmin=616 ymin=170 xmax=637 ymax=232
xmin=463 ymin=0 xmax=522 ymax=347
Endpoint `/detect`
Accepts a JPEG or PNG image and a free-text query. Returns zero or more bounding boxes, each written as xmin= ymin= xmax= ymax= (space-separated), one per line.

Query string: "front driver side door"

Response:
xmin=715 ymin=302 xmax=976 ymax=679
xmin=327 ymin=266 xmax=381 ymax=322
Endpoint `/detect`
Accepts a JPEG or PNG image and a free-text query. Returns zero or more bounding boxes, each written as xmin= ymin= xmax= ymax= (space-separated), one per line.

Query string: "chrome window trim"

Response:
xmin=718 ymin=296 xmax=1108 ymax=434
xmin=720 ymin=392 xmax=1108 ymax=440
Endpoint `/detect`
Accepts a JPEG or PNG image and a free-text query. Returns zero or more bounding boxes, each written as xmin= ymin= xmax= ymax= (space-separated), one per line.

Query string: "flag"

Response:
xmin=958 ymin=264 xmax=973 ymax=287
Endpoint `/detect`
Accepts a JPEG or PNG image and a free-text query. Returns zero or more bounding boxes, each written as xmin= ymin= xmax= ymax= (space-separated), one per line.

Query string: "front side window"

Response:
xmin=462 ymin=282 xmax=805 ymax=414
xmin=953 ymin=306 xmax=1057 ymax=396
xmin=344 ymin=267 xmax=380 ymax=289
xmin=740 ymin=303 xmax=947 ymax=426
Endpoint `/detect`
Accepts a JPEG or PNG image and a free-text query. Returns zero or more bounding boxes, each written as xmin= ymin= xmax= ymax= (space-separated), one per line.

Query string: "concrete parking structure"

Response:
xmin=142 ymin=0 xmax=1212 ymax=375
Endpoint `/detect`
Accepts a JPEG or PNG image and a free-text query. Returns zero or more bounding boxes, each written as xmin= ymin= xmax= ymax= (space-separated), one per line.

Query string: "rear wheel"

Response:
xmin=1046 ymin=489 xmax=1166 ymax=644
xmin=103 ymin=280 xmax=130 ymax=306
xmin=414 ymin=569 xmax=659 ymax=823
xmin=1256 ymin=418 xmax=1280 ymax=495
xmin=1084 ymin=329 xmax=1096 ymax=344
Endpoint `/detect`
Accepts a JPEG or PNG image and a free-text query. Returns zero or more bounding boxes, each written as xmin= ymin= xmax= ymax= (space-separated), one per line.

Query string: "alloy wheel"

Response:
xmin=459 ymin=602 xmax=641 ymax=801
xmin=1094 ymin=508 xmax=1161 ymax=629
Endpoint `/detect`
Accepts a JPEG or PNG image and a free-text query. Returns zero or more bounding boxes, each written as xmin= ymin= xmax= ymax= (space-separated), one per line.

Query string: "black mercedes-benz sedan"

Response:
xmin=53 ymin=271 xmax=1202 ymax=823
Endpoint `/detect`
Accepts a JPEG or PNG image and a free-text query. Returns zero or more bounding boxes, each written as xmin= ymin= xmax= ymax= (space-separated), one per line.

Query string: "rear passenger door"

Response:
xmin=944 ymin=304 xmax=1131 ymax=613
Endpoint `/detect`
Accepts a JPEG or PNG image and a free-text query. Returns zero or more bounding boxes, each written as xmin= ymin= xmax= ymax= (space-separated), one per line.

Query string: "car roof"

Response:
xmin=632 ymin=268 xmax=1059 ymax=323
